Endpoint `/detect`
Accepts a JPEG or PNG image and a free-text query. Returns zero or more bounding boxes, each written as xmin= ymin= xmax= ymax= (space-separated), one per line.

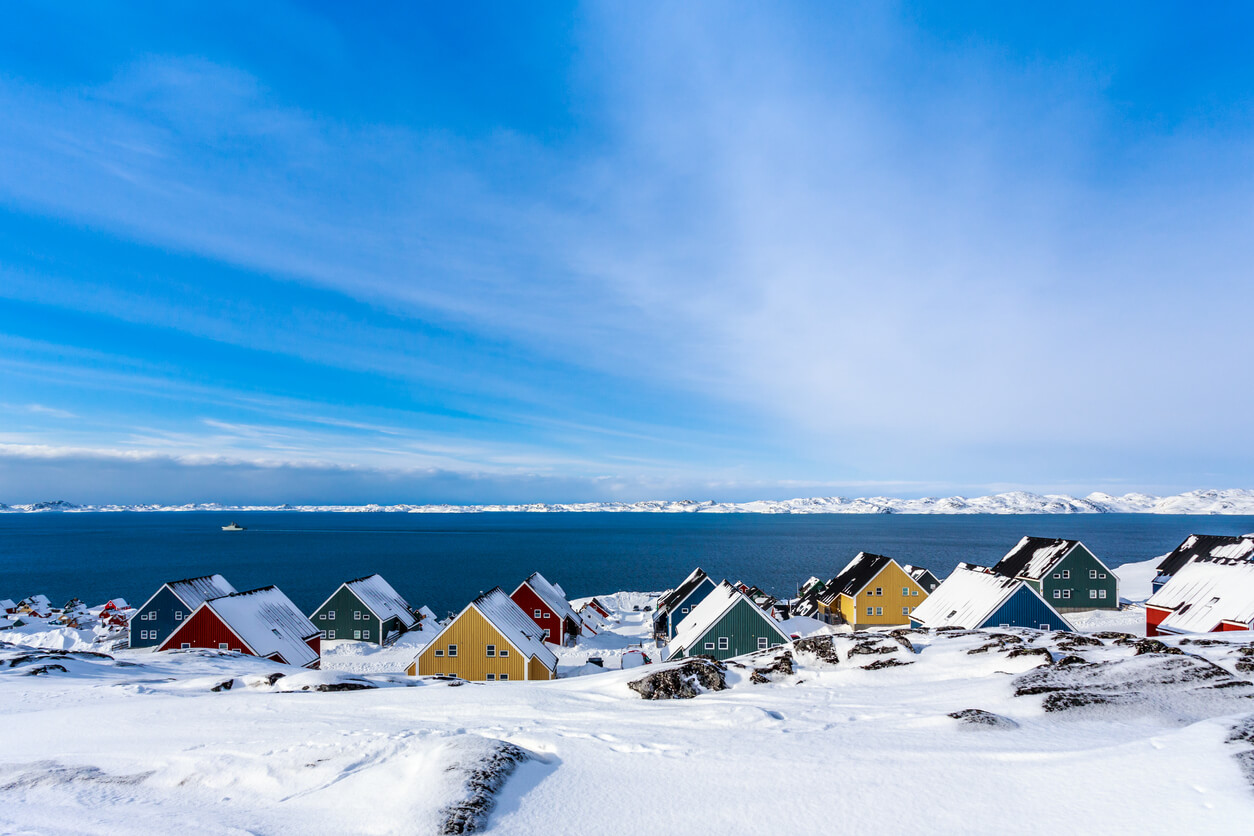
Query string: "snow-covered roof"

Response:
xmin=670 ymin=581 xmax=789 ymax=657
xmin=341 ymin=574 xmax=417 ymax=629
xmin=1155 ymin=534 xmax=1254 ymax=580
xmin=909 ymin=564 xmax=1062 ymax=630
xmin=418 ymin=605 xmax=437 ymax=622
xmin=515 ymin=572 xmax=582 ymax=628
xmin=903 ymin=565 xmax=940 ymax=590
xmin=202 ymin=586 xmax=320 ymax=668
xmin=166 ymin=575 xmax=237 ymax=610
xmin=992 ymin=537 xmax=1085 ymax=580
xmin=0 ymin=599 xmax=15 ymax=611
xmin=433 ymin=587 xmax=558 ymax=671
xmin=821 ymin=553 xmax=899 ymax=602
xmin=1147 ymin=558 xmax=1254 ymax=633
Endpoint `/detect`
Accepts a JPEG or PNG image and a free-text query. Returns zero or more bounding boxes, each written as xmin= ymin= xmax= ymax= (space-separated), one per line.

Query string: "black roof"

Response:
xmin=991 ymin=537 xmax=1079 ymax=580
xmin=1155 ymin=534 xmax=1254 ymax=579
xmin=826 ymin=553 xmax=897 ymax=599
xmin=655 ymin=568 xmax=711 ymax=614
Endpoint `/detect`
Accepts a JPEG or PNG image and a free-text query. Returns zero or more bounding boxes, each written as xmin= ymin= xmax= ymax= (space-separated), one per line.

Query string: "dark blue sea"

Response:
xmin=3 ymin=512 xmax=1253 ymax=617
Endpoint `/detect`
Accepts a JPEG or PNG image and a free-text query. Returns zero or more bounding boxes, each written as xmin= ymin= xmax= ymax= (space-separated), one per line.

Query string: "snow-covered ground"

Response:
xmin=7 ymin=487 xmax=1254 ymax=514
xmin=4 ymin=592 xmax=1254 ymax=834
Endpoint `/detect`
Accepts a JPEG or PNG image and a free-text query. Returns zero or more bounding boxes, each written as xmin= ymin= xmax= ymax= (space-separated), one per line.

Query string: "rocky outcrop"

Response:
xmin=628 ymin=657 xmax=727 ymax=700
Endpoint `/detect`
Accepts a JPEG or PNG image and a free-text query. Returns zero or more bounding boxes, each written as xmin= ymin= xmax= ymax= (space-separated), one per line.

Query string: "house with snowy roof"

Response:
xmin=17 ymin=594 xmax=52 ymax=617
xmin=666 ymin=581 xmax=791 ymax=662
xmin=816 ymin=553 xmax=932 ymax=629
xmin=580 ymin=597 xmax=611 ymax=619
xmin=653 ymin=568 xmax=718 ymax=642
xmin=310 ymin=574 xmax=418 ymax=645
xmin=0 ymin=599 xmax=16 ymax=614
xmin=991 ymin=537 xmax=1117 ymax=612
xmin=908 ymin=563 xmax=1073 ymax=632
xmin=159 ymin=586 xmax=322 ymax=669
xmin=407 ymin=587 xmax=557 ymax=681
xmin=905 ymin=566 xmax=941 ymax=594
xmin=510 ymin=571 xmax=584 ymax=646
xmin=1145 ymin=557 xmax=1254 ymax=636
xmin=130 ymin=574 xmax=237 ymax=649
xmin=1152 ymin=534 xmax=1254 ymax=593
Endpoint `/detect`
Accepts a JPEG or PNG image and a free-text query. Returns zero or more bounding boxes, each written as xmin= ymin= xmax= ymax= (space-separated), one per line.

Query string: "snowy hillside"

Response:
xmin=6 ymin=488 xmax=1254 ymax=515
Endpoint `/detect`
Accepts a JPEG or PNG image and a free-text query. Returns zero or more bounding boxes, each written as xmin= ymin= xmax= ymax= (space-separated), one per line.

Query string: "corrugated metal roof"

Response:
xmin=205 ymin=586 xmax=319 ymax=668
xmin=827 ymin=553 xmax=898 ymax=598
xmin=908 ymin=564 xmax=1022 ymax=629
xmin=167 ymin=575 xmax=237 ymax=610
xmin=1148 ymin=557 xmax=1254 ymax=633
xmin=656 ymin=568 xmax=710 ymax=613
xmin=517 ymin=571 xmax=582 ymax=628
xmin=668 ymin=581 xmax=789 ymax=659
xmin=343 ymin=574 xmax=417 ymax=629
xmin=1155 ymin=534 xmax=1254 ymax=580
xmin=471 ymin=587 xmax=558 ymax=671
xmin=992 ymin=537 xmax=1080 ymax=580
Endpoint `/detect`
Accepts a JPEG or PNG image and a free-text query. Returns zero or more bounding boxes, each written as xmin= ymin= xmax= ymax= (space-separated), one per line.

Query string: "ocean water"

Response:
xmin=3 ymin=512 xmax=1253 ymax=617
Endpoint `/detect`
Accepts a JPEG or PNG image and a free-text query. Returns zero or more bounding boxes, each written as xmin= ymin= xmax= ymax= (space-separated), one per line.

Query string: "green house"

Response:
xmin=666 ymin=581 xmax=791 ymax=662
xmin=310 ymin=574 xmax=419 ymax=645
xmin=991 ymin=537 xmax=1118 ymax=612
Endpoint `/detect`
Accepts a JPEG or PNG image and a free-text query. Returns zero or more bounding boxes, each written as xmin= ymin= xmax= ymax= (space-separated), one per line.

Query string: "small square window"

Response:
xmin=1052 ymin=590 xmax=1061 ymax=599
xmin=354 ymin=611 xmax=362 ymax=621
xmin=902 ymin=607 xmax=909 ymax=615
xmin=218 ymin=642 xmax=229 ymax=650
xmin=175 ymin=611 xmax=183 ymax=621
xmin=1040 ymin=624 xmax=1052 ymax=631
xmin=704 ymin=641 xmax=715 ymax=650
xmin=1053 ymin=573 xmax=1061 ymax=579
xmin=319 ymin=613 xmax=326 ymax=620
xmin=1062 ymin=570 xmax=1070 ymax=579
xmin=1100 ymin=573 xmax=1106 ymax=579
xmin=757 ymin=637 xmax=768 ymax=650
xmin=328 ymin=630 xmax=336 ymax=639
xmin=902 ymin=587 xmax=909 ymax=596
xmin=1090 ymin=590 xmax=1097 ymax=599
xmin=500 ymin=649 xmax=509 ymax=657
xmin=435 ymin=649 xmax=444 ymax=657
xmin=486 ymin=645 xmax=496 ymax=657
xmin=718 ymin=637 xmax=729 ymax=650
xmin=875 ymin=607 xmax=882 ymax=616
xmin=866 ymin=606 xmax=873 ymax=616
xmin=543 ymin=612 xmax=550 ymax=619
xmin=180 ymin=642 xmax=190 ymax=649
xmin=1099 ymin=590 xmax=1107 ymax=599
xmin=500 ymin=674 xmax=509 ymax=680
xmin=1089 ymin=569 xmax=1098 ymax=579
xmin=681 ymin=607 xmax=689 ymax=613
xmin=912 ymin=590 xmax=918 ymax=596
xmin=866 ymin=590 xmax=874 ymax=597
xmin=327 ymin=611 xmax=335 ymax=619
xmin=543 ymin=629 xmax=550 ymax=640
xmin=534 ymin=609 xmax=542 ymax=619
xmin=875 ymin=587 xmax=883 ymax=596
xmin=1062 ymin=590 xmax=1071 ymax=599
xmin=486 ymin=674 xmax=495 ymax=681
xmin=448 ymin=645 xmax=458 ymax=657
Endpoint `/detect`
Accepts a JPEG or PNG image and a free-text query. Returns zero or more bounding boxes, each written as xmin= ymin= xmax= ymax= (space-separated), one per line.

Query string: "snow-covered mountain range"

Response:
xmin=4 ymin=488 xmax=1254 ymax=514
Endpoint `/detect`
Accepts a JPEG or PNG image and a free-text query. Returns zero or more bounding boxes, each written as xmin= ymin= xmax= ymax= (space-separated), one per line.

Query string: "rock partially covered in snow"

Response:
xmin=948 ymin=709 xmax=1020 ymax=730
xmin=628 ymin=658 xmax=727 ymax=700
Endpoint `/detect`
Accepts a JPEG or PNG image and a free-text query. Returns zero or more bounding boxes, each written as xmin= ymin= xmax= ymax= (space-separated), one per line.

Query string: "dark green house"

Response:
xmin=666 ymin=581 xmax=790 ymax=661
xmin=991 ymin=537 xmax=1118 ymax=612
xmin=310 ymin=574 xmax=419 ymax=645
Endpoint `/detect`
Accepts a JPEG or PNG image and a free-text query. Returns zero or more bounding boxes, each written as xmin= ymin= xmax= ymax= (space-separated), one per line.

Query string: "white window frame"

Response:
xmin=354 ymin=611 xmax=362 ymax=621
xmin=327 ymin=610 xmax=335 ymax=619
xmin=542 ymin=629 xmax=550 ymax=640
xmin=328 ymin=630 xmax=336 ymax=639
xmin=354 ymin=630 xmax=362 ymax=640
xmin=902 ymin=607 xmax=909 ymax=615
xmin=1062 ymin=589 xmax=1071 ymax=599
xmin=1039 ymin=624 xmax=1051 ymax=631
xmin=534 ymin=609 xmax=542 ymax=619
xmin=434 ymin=649 xmax=444 ymax=657
xmin=875 ymin=587 xmax=883 ymax=596
xmin=875 ymin=607 xmax=883 ymax=616
xmin=757 ymin=637 xmax=768 ymax=650
xmin=500 ymin=674 xmax=509 ymax=681
xmin=866 ymin=606 xmax=873 ymax=616
xmin=499 ymin=649 xmax=509 ymax=657
xmin=717 ymin=637 xmax=729 ymax=650
xmin=486 ymin=673 xmax=495 ymax=681
xmin=704 ymin=641 xmax=715 ymax=650
xmin=448 ymin=645 xmax=458 ymax=657
xmin=486 ymin=645 xmax=496 ymax=657
xmin=1090 ymin=569 xmax=1098 ymax=579
xmin=180 ymin=642 xmax=190 ymax=649
xmin=219 ymin=642 xmax=229 ymax=650
xmin=1062 ymin=570 xmax=1070 ymax=579
xmin=1052 ymin=590 xmax=1061 ymax=599
xmin=175 ymin=611 xmax=183 ymax=621
xmin=543 ymin=612 xmax=550 ymax=619
xmin=1090 ymin=589 xmax=1097 ymax=599
xmin=1099 ymin=589 xmax=1107 ymax=599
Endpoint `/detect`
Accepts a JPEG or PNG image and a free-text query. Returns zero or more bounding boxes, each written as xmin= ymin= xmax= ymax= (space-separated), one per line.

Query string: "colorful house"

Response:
xmin=991 ymin=537 xmax=1118 ymax=611
xmin=908 ymin=564 xmax=1074 ymax=632
xmin=310 ymin=574 xmax=418 ymax=645
xmin=1145 ymin=557 xmax=1254 ymax=636
xmin=510 ymin=571 xmax=583 ymax=646
xmin=581 ymin=598 xmax=611 ymax=619
xmin=0 ymin=599 xmax=16 ymax=615
xmin=1151 ymin=534 xmax=1254 ymax=593
xmin=653 ymin=568 xmax=718 ymax=642
xmin=904 ymin=566 xmax=941 ymax=594
xmin=407 ymin=587 xmax=557 ymax=681
xmin=159 ymin=586 xmax=321 ymax=669
xmin=816 ymin=553 xmax=931 ymax=630
xmin=666 ymin=581 xmax=791 ymax=662
xmin=129 ymin=574 xmax=237 ymax=649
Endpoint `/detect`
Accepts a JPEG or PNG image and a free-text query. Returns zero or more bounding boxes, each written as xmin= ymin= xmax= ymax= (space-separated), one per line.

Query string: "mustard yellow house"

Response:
xmin=407 ymin=587 xmax=557 ymax=681
xmin=816 ymin=553 xmax=931 ymax=630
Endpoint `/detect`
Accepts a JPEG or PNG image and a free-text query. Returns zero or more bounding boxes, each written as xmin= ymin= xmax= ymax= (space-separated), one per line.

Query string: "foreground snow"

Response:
xmin=4 ymin=594 xmax=1254 ymax=834
xmin=7 ymin=488 xmax=1254 ymax=514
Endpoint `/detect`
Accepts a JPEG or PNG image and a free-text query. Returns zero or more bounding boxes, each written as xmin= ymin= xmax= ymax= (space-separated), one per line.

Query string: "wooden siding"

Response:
xmin=160 ymin=608 xmax=250 ymax=655
xmin=1145 ymin=605 xmax=1170 ymax=637
xmin=313 ymin=587 xmax=385 ymax=644
xmin=511 ymin=584 xmax=566 ymax=645
xmin=837 ymin=562 xmax=928 ymax=629
xmin=1033 ymin=545 xmax=1119 ymax=611
xmin=129 ymin=586 xmax=191 ymax=649
xmin=529 ymin=654 xmax=555 ymax=681
xmin=414 ymin=607 xmax=528 ymax=681
xmin=982 ymin=586 xmax=1070 ymax=631
xmin=666 ymin=578 xmax=718 ymax=639
xmin=676 ymin=598 xmax=785 ymax=661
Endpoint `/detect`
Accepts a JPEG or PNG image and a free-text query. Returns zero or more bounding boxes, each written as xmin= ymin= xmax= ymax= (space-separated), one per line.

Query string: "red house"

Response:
xmin=1144 ymin=557 xmax=1254 ymax=637
xmin=582 ymin=598 xmax=611 ymax=619
xmin=510 ymin=571 xmax=584 ymax=646
xmin=160 ymin=586 xmax=321 ymax=669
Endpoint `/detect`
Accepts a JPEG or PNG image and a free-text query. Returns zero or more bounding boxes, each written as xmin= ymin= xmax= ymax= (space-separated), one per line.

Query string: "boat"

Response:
xmin=221 ymin=522 xmax=246 ymax=531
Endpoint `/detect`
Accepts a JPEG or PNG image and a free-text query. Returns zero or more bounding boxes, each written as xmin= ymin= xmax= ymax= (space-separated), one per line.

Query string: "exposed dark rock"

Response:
xmin=948 ymin=709 xmax=1019 ymax=729
xmin=792 ymin=636 xmax=840 ymax=665
xmin=1227 ymin=717 xmax=1254 ymax=746
xmin=4 ymin=649 xmax=112 ymax=668
xmin=210 ymin=679 xmax=235 ymax=692
xmin=312 ymin=681 xmax=376 ymax=692
xmin=1180 ymin=638 xmax=1229 ymax=646
xmin=21 ymin=664 xmax=68 ymax=676
xmin=849 ymin=641 xmax=898 ymax=657
xmin=263 ymin=672 xmax=286 ymax=685
xmin=1006 ymin=647 xmax=1053 ymax=665
xmin=887 ymin=632 xmax=915 ymax=652
xmin=1237 ymin=659 xmax=1254 ymax=674
xmin=439 ymin=742 xmax=529 ymax=834
xmin=750 ymin=651 xmax=794 ymax=684
xmin=862 ymin=657 xmax=913 ymax=670
xmin=0 ymin=761 xmax=153 ymax=791
xmin=1093 ymin=631 xmax=1136 ymax=641
xmin=628 ymin=657 xmax=727 ymax=700
xmin=1056 ymin=655 xmax=1091 ymax=667
xmin=1014 ymin=653 xmax=1254 ymax=713
xmin=1133 ymin=639 xmax=1184 ymax=656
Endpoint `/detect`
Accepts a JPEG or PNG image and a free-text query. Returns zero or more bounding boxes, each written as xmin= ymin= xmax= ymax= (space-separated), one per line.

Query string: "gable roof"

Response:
xmin=825 ymin=553 xmax=901 ymax=600
xmin=656 ymin=568 xmax=712 ymax=614
xmin=422 ymin=587 xmax=558 ymax=672
xmin=670 ymin=581 xmax=789 ymax=657
xmin=165 ymin=575 xmax=237 ymax=610
xmin=0 ymin=599 xmax=15 ymax=611
xmin=340 ymin=574 xmax=418 ymax=629
xmin=1147 ymin=557 xmax=1254 ymax=633
xmin=201 ymin=586 xmax=320 ymax=668
xmin=904 ymin=565 xmax=940 ymax=591
xmin=1155 ymin=534 xmax=1254 ymax=580
xmin=515 ymin=571 xmax=582 ymax=628
xmin=909 ymin=563 xmax=1072 ymax=630
xmin=992 ymin=537 xmax=1085 ymax=580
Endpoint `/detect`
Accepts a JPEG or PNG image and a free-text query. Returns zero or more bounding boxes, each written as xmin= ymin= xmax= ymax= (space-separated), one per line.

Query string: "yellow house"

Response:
xmin=406 ymin=587 xmax=557 ymax=682
xmin=816 ymin=553 xmax=930 ymax=630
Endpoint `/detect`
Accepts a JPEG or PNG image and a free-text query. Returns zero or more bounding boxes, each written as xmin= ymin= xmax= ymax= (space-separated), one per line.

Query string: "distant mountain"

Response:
xmin=3 ymin=489 xmax=1254 ymax=515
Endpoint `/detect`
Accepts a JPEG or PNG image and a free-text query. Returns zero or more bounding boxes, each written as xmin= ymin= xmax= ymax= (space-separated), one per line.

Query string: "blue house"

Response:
xmin=129 ymin=574 xmax=236 ymax=649
xmin=908 ymin=563 xmax=1073 ymax=632
xmin=653 ymin=568 xmax=718 ymax=641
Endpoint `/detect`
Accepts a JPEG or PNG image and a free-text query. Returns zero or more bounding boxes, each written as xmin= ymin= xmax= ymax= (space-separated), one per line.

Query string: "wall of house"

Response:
xmin=837 ymin=564 xmax=928 ymax=628
xmin=528 ymin=654 xmax=555 ymax=681
xmin=1035 ymin=546 xmax=1119 ymax=611
xmin=160 ymin=608 xmax=251 ymax=656
xmin=677 ymin=598 xmax=785 ymax=661
xmin=667 ymin=579 xmax=718 ymax=639
xmin=129 ymin=586 xmax=191 ymax=649
xmin=510 ymin=585 xmax=564 ymax=645
xmin=313 ymin=587 xmax=383 ymax=644
xmin=982 ymin=586 xmax=1070 ymax=631
xmin=1145 ymin=605 xmax=1170 ymax=637
xmin=415 ymin=608 xmax=527 ymax=681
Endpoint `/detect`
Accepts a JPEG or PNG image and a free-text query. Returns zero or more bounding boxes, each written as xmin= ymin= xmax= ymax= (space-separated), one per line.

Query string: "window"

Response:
xmin=757 ymin=637 xmax=768 ymax=650
xmin=354 ymin=630 xmax=362 ymax=640
xmin=486 ymin=645 xmax=496 ymax=657
xmin=718 ymin=637 xmax=729 ymax=650
xmin=318 ymin=613 xmax=326 ymax=620
xmin=486 ymin=674 xmax=495 ymax=681
xmin=1039 ymin=624 xmax=1051 ymax=631
xmin=912 ymin=590 xmax=919 ymax=596
xmin=180 ymin=642 xmax=190 ymax=649
xmin=500 ymin=649 xmax=509 ymax=657
xmin=1062 ymin=590 xmax=1071 ymax=599
xmin=704 ymin=641 xmax=715 ymax=650
xmin=534 ymin=609 xmax=542 ymax=618
xmin=1053 ymin=573 xmax=1060 ymax=579
xmin=875 ymin=607 xmax=883 ymax=616
xmin=1099 ymin=573 xmax=1106 ymax=579
xmin=875 ymin=587 xmax=883 ymax=596
xmin=448 ymin=645 xmax=458 ymax=657
xmin=1090 ymin=590 xmax=1097 ymax=599
xmin=902 ymin=607 xmax=909 ymax=615
xmin=327 ymin=611 xmax=335 ymax=619
xmin=319 ymin=630 xmax=327 ymax=639
xmin=219 ymin=642 xmax=229 ymax=650
xmin=867 ymin=590 xmax=874 ymax=597
xmin=681 ymin=607 xmax=688 ymax=613
xmin=1090 ymin=569 xmax=1098 ymax=579
xmin=435 ymin=649 xmax=444 ymax=657
xmin=867 ymin=607 xmax=873 ymax=616
xmin=999 ymin=623 xmax=1010 ymax=629
xmin=902 ymin=587 xmax=909 ymax=596
xmin=543 ymin=612 xmax=550 ymax=619
xmin=175 ymin=611 xmax=183 ymax=621
xmin=1052 ymin=590 xmax=1061 ymax=599
xmin=1062 ymin=570 xmax=1070 ymax=579
xmin=328 ymin=630 xmax=336 ymax=639
xmin=354 ymin=611 xmax=362 ymax=621
xmin=500 ymin=674 xmax=509 ymax=680
xmin=1099 ymin=590 xmax=1107 ymax=599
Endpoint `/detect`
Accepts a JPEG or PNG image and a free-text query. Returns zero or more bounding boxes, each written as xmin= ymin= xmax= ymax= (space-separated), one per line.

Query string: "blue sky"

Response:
xmin=1 ymin=2 xmax=1252 ymax=504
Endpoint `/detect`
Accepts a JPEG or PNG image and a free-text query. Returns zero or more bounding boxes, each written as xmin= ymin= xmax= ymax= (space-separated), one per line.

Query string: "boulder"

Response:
xmin=628 ymin=657 xmax=727 ymax=700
